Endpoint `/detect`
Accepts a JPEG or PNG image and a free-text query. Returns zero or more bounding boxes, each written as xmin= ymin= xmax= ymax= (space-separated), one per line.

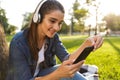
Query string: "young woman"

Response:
xmin=6 ymin=0 xmax=103 ymax=80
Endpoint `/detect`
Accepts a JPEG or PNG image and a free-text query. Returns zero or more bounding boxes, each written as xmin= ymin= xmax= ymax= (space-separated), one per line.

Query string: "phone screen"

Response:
xmin=73 ymin=46 xmax=94 ymax=64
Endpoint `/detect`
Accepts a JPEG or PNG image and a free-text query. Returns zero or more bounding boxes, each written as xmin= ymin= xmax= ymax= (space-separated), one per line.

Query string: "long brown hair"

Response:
xmin=0 ymin=24 xmax=8 ymax=80
xmin=27 ymin=0 xmax=65 ymax=61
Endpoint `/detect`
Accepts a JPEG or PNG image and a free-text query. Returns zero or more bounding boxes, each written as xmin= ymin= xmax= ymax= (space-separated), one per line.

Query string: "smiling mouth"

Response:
xmin=48 ymin=28 xmax=56 ymax=35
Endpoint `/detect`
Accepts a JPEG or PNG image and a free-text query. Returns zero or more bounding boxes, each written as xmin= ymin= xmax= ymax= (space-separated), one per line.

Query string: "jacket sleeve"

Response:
xmin=6 ymin=39 xmax=35 ymax=80
xmin=53 ymin=34 xmax=70 ymax=62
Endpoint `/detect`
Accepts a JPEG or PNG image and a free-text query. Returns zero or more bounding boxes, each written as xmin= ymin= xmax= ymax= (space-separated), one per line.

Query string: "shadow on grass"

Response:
xmin=106 ymin=39 xmax=120 ymax=53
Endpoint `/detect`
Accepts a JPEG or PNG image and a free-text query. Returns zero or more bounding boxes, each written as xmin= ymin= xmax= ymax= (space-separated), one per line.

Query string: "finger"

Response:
xmin=96 ymin=38 xmax=104 ymax=49
xmin=76 ymin=60 xmax=85 ymax=66
xmin=88 ymin=37 xmax=95 ymax=45
xmin=72 ymin=60 xmax=85 ymax=68
xmin=63 ymin=59 xmax=75 ymax=65
xmin=69 ymin=68 xmax=78 ymax=76
xmin=67 ymin=72 xmax=75 ymax=78
xmin=70 ymin=60 xmax=85 ymax=74
xmin=95 ymin=37 xmax=103 ymax=49
xmin=94 ymin=35 xmax=103 ymax=49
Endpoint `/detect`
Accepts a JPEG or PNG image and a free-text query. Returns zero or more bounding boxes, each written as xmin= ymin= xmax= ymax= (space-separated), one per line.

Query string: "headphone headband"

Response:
xmin=33 ymin=0 xmax=47 ymax=23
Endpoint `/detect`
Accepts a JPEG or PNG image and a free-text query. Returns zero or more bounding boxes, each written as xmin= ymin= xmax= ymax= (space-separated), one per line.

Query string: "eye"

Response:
xmin=50 ymin=20 xmax=56 ymax=23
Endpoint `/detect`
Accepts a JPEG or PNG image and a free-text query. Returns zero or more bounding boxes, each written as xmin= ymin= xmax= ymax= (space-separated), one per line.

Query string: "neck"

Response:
xmin=37 ymin=24 xmax=46 ymax=50
xmin=37 ymin=33 xmax=46 ymax=50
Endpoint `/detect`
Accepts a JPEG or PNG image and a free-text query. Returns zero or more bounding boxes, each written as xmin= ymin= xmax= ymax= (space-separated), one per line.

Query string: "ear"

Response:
xmin=33 ymin=0 xmax=47 ymax=23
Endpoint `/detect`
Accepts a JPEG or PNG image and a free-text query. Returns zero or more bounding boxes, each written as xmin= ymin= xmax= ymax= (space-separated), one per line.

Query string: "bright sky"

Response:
xmin=1 ymin=0 xmax=120 ymax=30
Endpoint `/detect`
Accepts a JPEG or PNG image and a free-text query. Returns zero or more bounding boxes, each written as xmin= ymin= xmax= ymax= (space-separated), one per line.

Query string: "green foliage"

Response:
xmin=60 ymin=35 xmax=120 ymax=80
xmin=0 ymin=7 xmax=17 ymax=34
xmin=86 ymin=0 xmax=96 ymax=5
xmin=7 ymin=25 xmax=17 ymax=35
xmin=21 ymin=12 xmax=33 ymax=30
xmin=58 ymin=21 xmax=69 ymax=34
xmin=73 ymin=0 xmax=88 ymax=21
xmin=73 ymin=0 xmax=80 ymax=10
xmin=74 ymin=8 xmax=88 ymax=21
xmin=72 ymin=0 xmax=88 ymax=33
xmin=0 ymin=8 xmax=9 ymax=33
xmin=74 ymin=22 xmax=84 ymax=33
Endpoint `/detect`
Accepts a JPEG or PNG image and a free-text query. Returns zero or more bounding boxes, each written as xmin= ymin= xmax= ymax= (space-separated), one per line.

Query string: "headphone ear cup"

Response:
xmin=33 ymin=13 xmax=41 ymax=23
xmin=38 ymin=14 xmax=41 ymax=23
xmin=33 ymin=0 xmax=47 ymax=23
xmin=33 ymin=13 xmax=39 ymax=23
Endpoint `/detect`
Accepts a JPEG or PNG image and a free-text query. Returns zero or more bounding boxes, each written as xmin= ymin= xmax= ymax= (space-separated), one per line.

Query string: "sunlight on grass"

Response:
xmin=60 ymin=35 xmax=88 ymax=40
xmin=60 ymin=36 xmax=120 ymax=80
xmin=6 ymin=35 xmax=120 ymax=80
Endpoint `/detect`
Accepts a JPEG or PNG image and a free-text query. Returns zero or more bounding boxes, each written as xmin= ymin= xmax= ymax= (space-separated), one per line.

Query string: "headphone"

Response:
xmin=33 ymin=0 xmax=47 ymax=23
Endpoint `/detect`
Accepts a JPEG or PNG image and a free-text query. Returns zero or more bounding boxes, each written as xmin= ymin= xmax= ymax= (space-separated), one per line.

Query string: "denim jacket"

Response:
xmin=6 ymin=29 xmax=69 ymax=80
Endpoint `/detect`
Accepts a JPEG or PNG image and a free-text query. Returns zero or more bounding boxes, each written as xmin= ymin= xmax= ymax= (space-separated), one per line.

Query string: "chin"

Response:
xmin=47 ymin=31 xmax=56 ymax=38
xmin=47 ymin=34 xmax=55 ymax=38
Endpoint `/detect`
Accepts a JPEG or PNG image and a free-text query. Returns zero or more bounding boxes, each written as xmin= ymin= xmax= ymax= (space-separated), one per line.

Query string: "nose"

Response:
xmin=53 ymin=24 xmax=61 ymax=31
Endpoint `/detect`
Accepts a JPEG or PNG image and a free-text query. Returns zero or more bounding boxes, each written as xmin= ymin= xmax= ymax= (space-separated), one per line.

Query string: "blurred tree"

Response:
xmin=72 ymin=0 xmax=88 ymax=33
xmin=86 ymin=0 xmax=96 ymax=5
xmin=0 ymin=5 xmax=16 ymax=35
xmin=0 ymin=8 xmax=9 ymax=34
xmin=103 ymin=13 xmax=120 ymax=31
xmin=0 ymin=24 xmax=8 ymax=80
xmin=21 ymin=12 xmax=33 ymax=30
xmin=86 ymin=0 xmax=100 ymax=35
xmin=7 ymin=24 xmax=17 ymax=35
xmin=58 ymin=21 xmax=69 ymax=34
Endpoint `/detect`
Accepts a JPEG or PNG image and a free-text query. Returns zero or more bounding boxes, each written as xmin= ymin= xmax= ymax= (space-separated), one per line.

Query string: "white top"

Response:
xmin=34 ymin=43 xmax=45 ymax=77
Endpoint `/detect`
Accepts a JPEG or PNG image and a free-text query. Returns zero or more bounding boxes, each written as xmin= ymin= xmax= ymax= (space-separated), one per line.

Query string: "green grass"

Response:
xmin=6 ymin=34 xmax=14 ymax=42
xmin=60 ymin=36 xmax=120 ymax=80
xmin=7 ymin=35 xmax=120 ymax=80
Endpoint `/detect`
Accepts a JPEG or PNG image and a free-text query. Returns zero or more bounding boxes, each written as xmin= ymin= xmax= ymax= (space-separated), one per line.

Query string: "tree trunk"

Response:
xmin=0 ymin=24 xmax=8 ymax=80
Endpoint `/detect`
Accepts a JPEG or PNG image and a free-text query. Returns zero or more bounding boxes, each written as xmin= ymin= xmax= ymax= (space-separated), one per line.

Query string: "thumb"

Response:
xmin=88 ymin=37 xmax=95 ymax=46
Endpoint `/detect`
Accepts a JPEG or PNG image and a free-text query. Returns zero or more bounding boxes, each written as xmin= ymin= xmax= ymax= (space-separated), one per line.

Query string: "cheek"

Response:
xmin=44 ymin=20 xmax=50 ymax=28
xmin=42 ymin=23 xmax=51 ymax=33
xmin=42 ymin=26 xmax=48 ymax=33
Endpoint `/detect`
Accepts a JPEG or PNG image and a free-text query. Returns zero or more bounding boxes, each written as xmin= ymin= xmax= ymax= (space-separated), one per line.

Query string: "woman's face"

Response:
xmin=38 ymin=10 xmax=64 ymax=38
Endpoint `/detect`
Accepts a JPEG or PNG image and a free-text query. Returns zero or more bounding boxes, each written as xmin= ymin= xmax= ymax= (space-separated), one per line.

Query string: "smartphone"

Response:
xmin=73 ymin=46 xmax=94 ymax=64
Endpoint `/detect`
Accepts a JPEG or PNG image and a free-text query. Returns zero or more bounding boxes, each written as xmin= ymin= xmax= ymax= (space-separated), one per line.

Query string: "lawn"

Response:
xmin=60 ymin=35 xmax=120 ymax=80
xmin=6 ymin=35 xmax=120 ymax=80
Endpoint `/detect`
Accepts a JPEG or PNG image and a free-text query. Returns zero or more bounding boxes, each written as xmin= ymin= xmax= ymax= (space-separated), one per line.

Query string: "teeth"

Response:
xmin=49 ymin=28 xmax=53 ymax=31
xmin=48 ymin=28 xmax=56 ymax=35
xmin=48 ymin=28 xmax=53 ymax=31
xmin=49 ymin=28 xmax=52 ymax=31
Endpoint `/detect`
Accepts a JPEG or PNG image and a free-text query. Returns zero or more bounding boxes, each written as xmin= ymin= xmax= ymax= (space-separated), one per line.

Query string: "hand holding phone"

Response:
xmin=73 ymin=46 xmax=94 ymax=64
